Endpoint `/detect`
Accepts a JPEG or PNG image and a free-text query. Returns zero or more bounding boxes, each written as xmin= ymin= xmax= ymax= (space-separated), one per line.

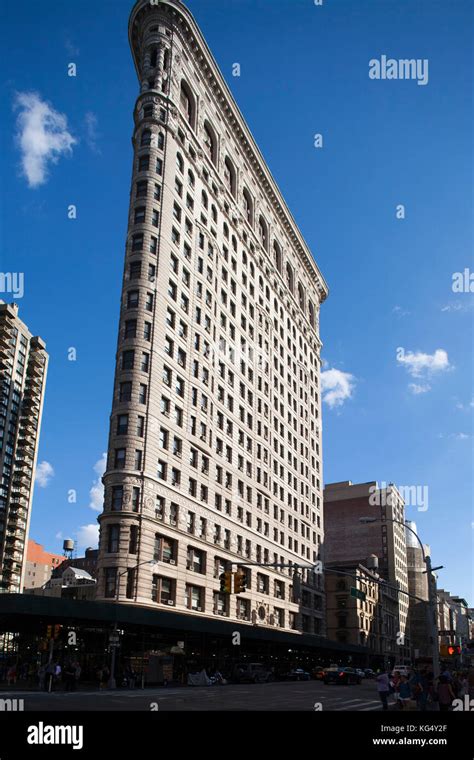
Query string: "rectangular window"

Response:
xmin=111 ymin=486 xmax=123 ymax=511
xmin=107 ymin=524 xmax=120 ymax=553
xmin=114 ymin=449 xmax=126 ymax=469
xmin=129 ymin=525 xmax=138 ymax=554
xmin=104 ymin=568 xmax=117 ymax=599
xmin=122 ymin=350 xmax=134 ymax=370
xmin=127 ymin=290 xmax=139 ymax=309
xmin=116 ymin=414 xmax=128 ymax=435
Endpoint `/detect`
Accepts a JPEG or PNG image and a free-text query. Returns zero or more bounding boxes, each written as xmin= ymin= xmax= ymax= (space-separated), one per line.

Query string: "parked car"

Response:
xmin=355 ymin=668 xmax=366 ymax=679
xmin=323 ymin=667 xmax=362 ymax=685
xmin=232 ymin=663 xmax=273 ymax=684
xmin=364 ymin=669 xmax=375 ymax=679
xmin=312 ymin=667 xmax=326 ymax=681
xmin=391 ymin=665 xmax=410 ymax=678
xmin=283 ymin=668 xmax=311 ymax=681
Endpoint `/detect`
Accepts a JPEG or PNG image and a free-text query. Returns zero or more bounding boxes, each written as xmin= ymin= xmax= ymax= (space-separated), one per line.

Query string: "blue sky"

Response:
xmin=0 ymin=0 xmax=472 ymax=603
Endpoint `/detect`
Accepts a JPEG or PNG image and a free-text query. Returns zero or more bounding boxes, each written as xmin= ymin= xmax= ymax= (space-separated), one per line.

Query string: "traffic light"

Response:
xmin=219 ymin=571 xmax=232 ymax=594
xmin=448 ymin=646 xmax=461 ymax=656
xmin=46 ymin=625 xmax=53 ymax=640
xmin=233 ymin=569 xmax=247 ymax=594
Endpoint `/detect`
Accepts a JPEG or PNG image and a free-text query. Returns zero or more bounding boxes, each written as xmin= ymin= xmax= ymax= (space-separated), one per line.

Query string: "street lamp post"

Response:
xmin=359 ymin=516 xmax=442 ymax=677
xmin=108 ymin=559 xmax=158 ymax=689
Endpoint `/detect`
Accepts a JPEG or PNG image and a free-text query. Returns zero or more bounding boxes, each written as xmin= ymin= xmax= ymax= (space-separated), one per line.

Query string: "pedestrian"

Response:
xmin=45 ymin=661 xmax=55 ymax=691
xmin=64 ymin=661 xmax=75 ymax=691
xmin=7 ymin=664 xmax=17 ymax=686
xmin=37 ymin=664 xmax=46 ymax=691
xmin=411 ymin=669 xmax=428 ymax=712
xmin=391 ymin=670 xmax=401 ymax=703
xmin=73 ymin=661 xmax=81 ymax=691
xmin=376 ymin=669 xmax=391 ymax=710
xmin=397 ymin=675 xmax=412 ymax=709
xmin=437 ymin=675 xmax=455 ymax=712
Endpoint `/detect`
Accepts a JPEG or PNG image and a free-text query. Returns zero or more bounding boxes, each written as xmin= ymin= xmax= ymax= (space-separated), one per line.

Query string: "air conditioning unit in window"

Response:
xmin=169 ymin=559 xmax=176 ymax=565
xmin=196 ymin=606 xmax=202 ymax=611
xmin=167 ymin=600 xmax=174 ymax=606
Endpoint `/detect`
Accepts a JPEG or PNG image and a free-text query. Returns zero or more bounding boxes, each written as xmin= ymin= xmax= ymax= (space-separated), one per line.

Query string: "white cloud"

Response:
xmin=393 ymin=305 xmax=410 ymax=317
xmin=76 ymin=523 xmax=99 ymax=550
xmin=35 ymin=460 xmax=54 ymax=487
xmin=450 ymin=432 xmax=470 ymax=440
xmin=409 ymin=383 xmax=431 ymax=395
xmin=456 ymin=397 xmax=474 ymax=411
xmin=84 ymin=111 xmax=100 ymax=154
xmin=397 ymin=348 xmax=450 ymax=378
xmin=14 ymin=91 xmax=76 ymax=188
xmin=90 ymin=452 xmax=107 ymax=512
xmin=321 ymin=368 xmax=356 ymax=408
xmin=55 ymin=531 xmax=63 ymax=540
xmin=441 ymin=301 xmax=473 ymax=313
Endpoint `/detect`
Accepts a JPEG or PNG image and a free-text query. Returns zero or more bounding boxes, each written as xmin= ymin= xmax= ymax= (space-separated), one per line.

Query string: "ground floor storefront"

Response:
xmin=0 ymin=594 xmax=386 ymax=687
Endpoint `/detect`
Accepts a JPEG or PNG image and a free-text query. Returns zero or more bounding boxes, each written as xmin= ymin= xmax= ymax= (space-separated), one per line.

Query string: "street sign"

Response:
xmin=438 ymin=630 xmax=456 ymax=636
xmin=350 ymin=587 xmax=366 ymax=601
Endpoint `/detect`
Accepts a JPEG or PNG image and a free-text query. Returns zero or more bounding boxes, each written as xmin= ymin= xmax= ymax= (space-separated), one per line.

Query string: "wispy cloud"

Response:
xmin=35 ymin=460 xmax=54 ymax=487
xmin=392 ymin=305 xmax=410 ymax=318
xmin=76 ymin=523 xmax=99 ymax=550
xmin=14 ymin=91 xmax=76 ymax=187
xmin=441 ymin=301 xmax=474 ymax=313
xmin=84 ymin=111 xmax=101 ymax=154
xmin=397 ymin=348 xmax=451 ymax=378
xmin=409 ymin=383 xmax=431 ymax=395
xmin=321 ymin=368 xmax=356 ymax=409
xmin=438 ymin=432 xmax=471 ymax=441
xmin=89 ymin=453 xmax=106 ymax=512
xmin=455 ymin=397 xmax=474 ymax=411
xmin=65 ymin=38 xmax=80 ymax=57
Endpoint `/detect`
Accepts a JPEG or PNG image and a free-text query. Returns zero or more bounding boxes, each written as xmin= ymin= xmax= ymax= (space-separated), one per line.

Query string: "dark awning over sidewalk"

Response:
xmin=0 ymin=593 xmax=368 ymax=655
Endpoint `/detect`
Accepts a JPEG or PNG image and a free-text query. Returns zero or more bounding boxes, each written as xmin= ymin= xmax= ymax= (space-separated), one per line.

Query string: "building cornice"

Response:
xmin=129 ymin=0 xmax=328 ymax=303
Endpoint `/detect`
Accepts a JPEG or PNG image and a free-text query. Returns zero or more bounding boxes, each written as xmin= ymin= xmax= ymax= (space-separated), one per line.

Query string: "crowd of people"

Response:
xmin=0 ymin=659 xmax=142 ymax=691
xmin=376 ymin=666 xmax=473 ymax=710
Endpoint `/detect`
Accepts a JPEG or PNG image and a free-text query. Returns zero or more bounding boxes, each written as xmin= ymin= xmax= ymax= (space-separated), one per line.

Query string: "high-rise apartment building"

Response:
xmin=97 ymin=0 xmax=328 ymax=637
xmin=0 ymin=302 xmax=48 ymax=594
xmin=324 ymin=480 xmax=410 ymax=661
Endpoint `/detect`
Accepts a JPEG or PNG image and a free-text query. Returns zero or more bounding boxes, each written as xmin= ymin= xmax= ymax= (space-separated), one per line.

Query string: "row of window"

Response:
xmin=174 ymin=83 xmax=320 ymax=329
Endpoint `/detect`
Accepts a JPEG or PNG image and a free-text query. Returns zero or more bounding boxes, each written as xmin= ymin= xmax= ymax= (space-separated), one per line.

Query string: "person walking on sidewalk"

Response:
xmin=437 ymin=675 xmax=455 ymax=712
xmin=376 ymin=669 xmax=391 ymax=710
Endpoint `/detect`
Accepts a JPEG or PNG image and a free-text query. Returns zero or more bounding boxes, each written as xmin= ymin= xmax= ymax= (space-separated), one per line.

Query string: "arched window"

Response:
xmin=141 ymin=129 xmax=152 ymax=147
xmin=242 ymin=187 xmax=253 ymax=226
xmin=286 ymin=262 xmax=294 ymax=294
xmin=201 ymin=190 xmax=208 ymax=210
xmin=150 ymin=48 xmax=158 ymax=68
xmin=176 ymin=153 xmax=184 ymax=173
xmin=273 ymin=241 xmax=282 ymax=274
xmin=203 ymin=121 xmax=217 ymax=165
xmin=258 ymin=216 xmax=268 ymax=251
xmin=308 ymin=300 xmax=316 ymax=329
xmin=224 ymin=156 xmax=236 ymax=198
xmin=297 ymin=282 xmax=305 ymax=311
xmin=187 ymin=169 xmax=195 ymax=187
xmin=157 ymin=133 xmax=164 ymax=150
xmin=179 ymin=80 xmax=195 ymax=129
